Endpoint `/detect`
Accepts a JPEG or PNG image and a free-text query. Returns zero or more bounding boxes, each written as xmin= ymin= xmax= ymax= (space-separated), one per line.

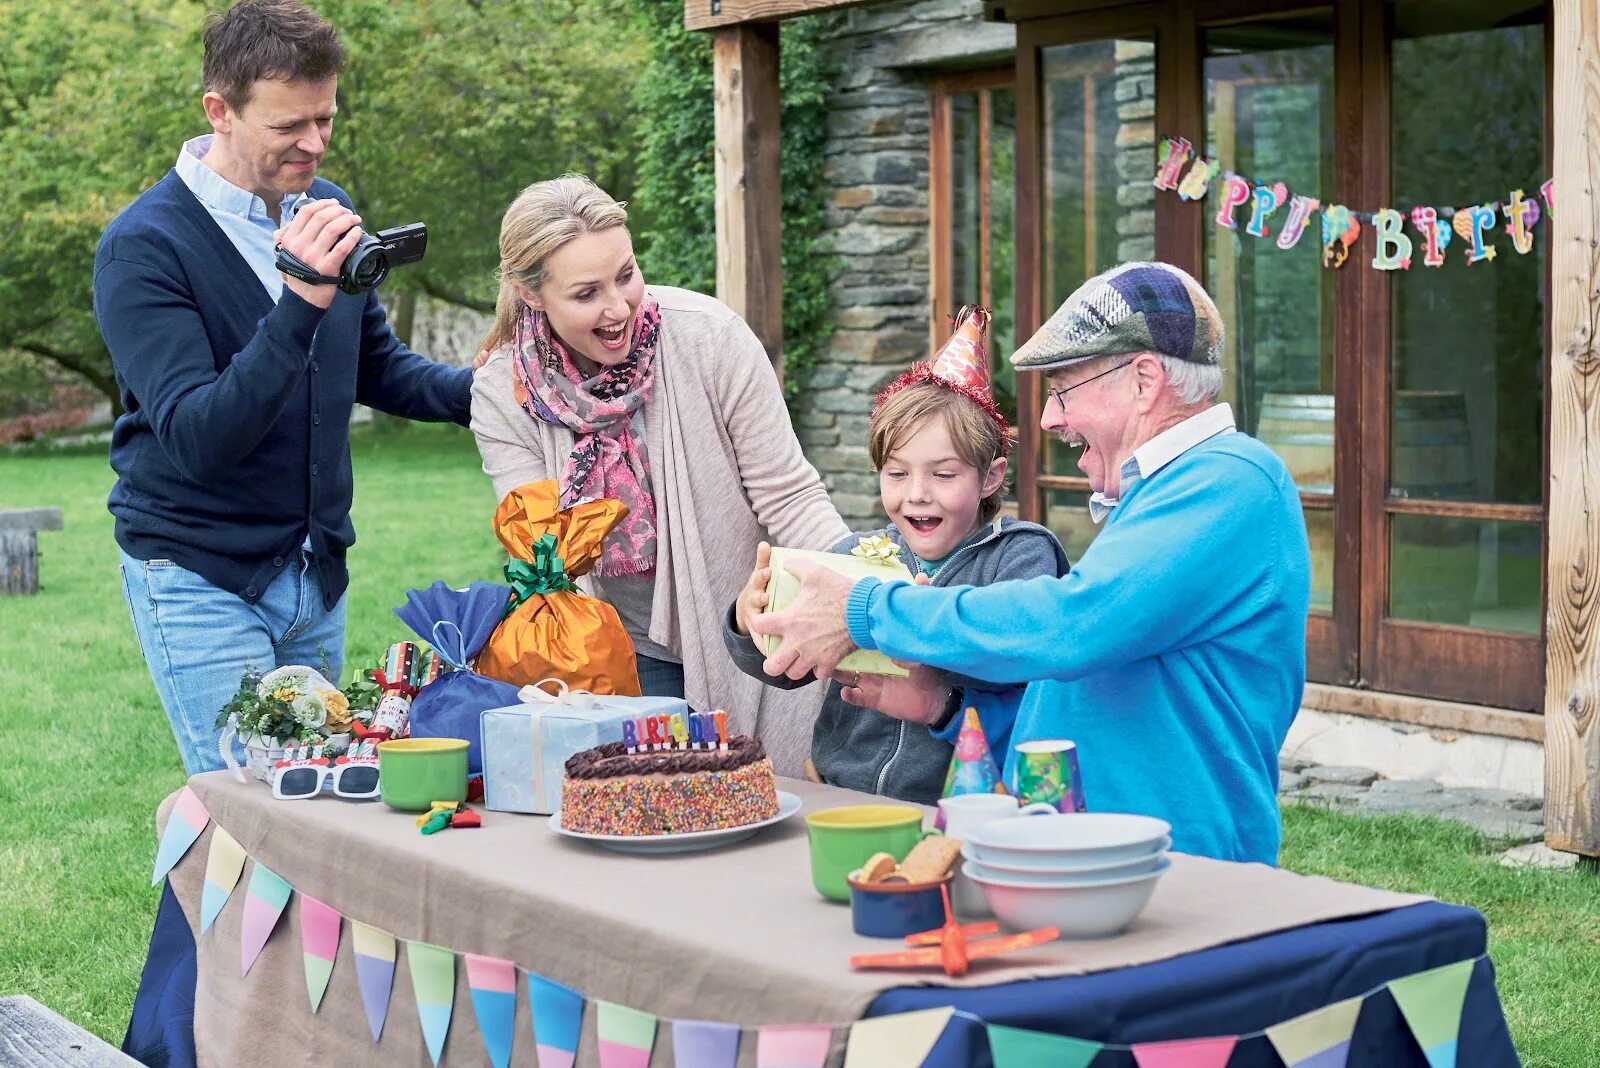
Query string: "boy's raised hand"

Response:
xmin=734 ymin=541 xmax=774 ymax=638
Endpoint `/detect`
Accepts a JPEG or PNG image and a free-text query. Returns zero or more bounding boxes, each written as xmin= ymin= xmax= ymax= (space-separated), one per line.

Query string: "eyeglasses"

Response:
xmin=1046 ymin=360 xmax=1134 ymax=410
xmin=271 ymin=742 xmax=381 ymax=801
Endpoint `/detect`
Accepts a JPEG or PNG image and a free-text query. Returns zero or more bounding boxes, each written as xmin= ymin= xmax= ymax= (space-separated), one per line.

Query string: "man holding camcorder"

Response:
xmin=93 ymin=0 xmax=471 ymax=775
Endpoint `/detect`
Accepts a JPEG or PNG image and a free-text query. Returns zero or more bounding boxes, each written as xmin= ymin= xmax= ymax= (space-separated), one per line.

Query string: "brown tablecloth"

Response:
xmin=159 ymin=773 xmax=1430 ymax=1067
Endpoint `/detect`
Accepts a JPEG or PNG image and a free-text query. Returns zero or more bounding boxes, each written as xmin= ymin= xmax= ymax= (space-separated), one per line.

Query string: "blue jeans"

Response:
xmin=118 ymin=548 xmax=347 ymax=775
xmin=635 ymin=653 xmax=686 ymax=702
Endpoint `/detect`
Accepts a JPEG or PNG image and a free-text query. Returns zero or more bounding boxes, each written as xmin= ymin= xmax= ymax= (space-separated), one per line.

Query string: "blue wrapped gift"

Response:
xmin=480 ymin=680 xmax=689 ymax=815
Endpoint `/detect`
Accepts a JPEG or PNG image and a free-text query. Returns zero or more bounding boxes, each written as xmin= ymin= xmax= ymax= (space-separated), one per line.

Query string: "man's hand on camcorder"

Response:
xmin=276 ymin=199 xmax=364 ymax=309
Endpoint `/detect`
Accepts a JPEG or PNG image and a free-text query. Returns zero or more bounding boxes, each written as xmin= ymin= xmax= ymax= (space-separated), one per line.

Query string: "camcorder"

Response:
xmin=274 ymin=221 xmax=427 ymax=295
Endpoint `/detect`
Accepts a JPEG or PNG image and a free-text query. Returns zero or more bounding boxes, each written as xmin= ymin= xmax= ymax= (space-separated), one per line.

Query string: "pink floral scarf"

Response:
xmin=510 ymin=299 xmax=663 ymax=577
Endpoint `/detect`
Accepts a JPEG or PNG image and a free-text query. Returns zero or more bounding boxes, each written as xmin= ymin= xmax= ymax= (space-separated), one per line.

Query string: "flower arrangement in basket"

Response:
xmin=215 ymin=664 xmax=374 ymax=783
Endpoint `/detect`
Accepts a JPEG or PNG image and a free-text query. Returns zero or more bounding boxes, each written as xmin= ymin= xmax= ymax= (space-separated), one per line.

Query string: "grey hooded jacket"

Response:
xmin=722 ymin=516 xmax=1069 ymax=803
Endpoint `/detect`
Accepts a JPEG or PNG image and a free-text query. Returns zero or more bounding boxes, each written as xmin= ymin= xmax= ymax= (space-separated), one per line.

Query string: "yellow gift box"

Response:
xmin=761 ymin=541 xmax=914 ymax=678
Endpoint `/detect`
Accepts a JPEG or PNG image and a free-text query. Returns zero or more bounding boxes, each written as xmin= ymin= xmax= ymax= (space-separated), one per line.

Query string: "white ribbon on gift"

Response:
xmin=517 ymin=678 xmax=600 ymax=809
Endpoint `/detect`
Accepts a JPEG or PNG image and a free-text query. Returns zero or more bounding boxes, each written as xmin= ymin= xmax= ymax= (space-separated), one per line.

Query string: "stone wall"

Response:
xmin=802 ymin=0 xmax=1009 ymax=530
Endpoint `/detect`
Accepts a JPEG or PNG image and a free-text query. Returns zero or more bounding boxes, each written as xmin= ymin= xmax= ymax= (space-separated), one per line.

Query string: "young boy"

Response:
xmin=723 ymin=307 xmax=1068 ymax=803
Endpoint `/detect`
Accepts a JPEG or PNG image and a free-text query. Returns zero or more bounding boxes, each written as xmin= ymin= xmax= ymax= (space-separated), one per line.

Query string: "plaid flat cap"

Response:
xmin=1010 ymin=261 xmax=1224 ymax=371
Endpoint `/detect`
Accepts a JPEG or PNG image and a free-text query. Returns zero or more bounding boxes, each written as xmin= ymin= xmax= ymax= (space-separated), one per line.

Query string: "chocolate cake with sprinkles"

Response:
xmin=559 ymin=735 xmax=779 ymax=836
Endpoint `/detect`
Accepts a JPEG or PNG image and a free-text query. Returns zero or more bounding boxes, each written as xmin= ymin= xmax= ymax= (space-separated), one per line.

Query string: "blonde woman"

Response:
xmin=470 ymin=174 xmax=849 ymax=775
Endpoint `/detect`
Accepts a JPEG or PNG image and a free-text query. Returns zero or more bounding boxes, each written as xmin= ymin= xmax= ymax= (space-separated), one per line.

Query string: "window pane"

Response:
xmin=1389 ymin=516 xmax=1541 ymax=635
xmin=1044 ymin=489 xmax=1102 ymax=564
xmin=1204 ymin=14 xmax=1336 ymax=491
xmin=1390 ymin=18 xmax=1544 ymax=505
xmin=1043 ymin=39 xmax=1151 ymax=304
xmin=946 ymin=86 xmax=1018 ymax=429
xmin=950 ymin=91 xmax=983 ymax=311
xmin=1040 ymin=39 xmax=1151 ymax=479
xmin=990 ymin=87 xmax=1018 ymax=427
xmin=1303 ymin=508 xmax=1335 ymax=614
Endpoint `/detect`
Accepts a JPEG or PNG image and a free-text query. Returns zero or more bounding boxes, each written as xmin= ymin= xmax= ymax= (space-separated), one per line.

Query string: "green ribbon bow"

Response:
xmin=504 ymin=533 xmax=578 ymax=611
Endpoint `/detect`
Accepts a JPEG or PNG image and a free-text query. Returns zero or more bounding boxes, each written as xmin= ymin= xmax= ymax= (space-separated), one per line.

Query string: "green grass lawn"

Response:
xmin=1 ymin=423 xmax=1595 ymax=1063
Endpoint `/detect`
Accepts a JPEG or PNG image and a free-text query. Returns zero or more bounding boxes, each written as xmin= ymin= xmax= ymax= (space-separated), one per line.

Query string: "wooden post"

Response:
xmin=0 ymin=508 xmax=63 ymax=596
xmin=1545 ymin=0 xmax=1600 ymax=856
xmin=714 ymin=22 xmax=784 ymax=372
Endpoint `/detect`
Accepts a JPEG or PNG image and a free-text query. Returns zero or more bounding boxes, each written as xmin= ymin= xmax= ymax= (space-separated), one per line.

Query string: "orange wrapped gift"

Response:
xmin=474 ymin=481 xmax=642 ymax=696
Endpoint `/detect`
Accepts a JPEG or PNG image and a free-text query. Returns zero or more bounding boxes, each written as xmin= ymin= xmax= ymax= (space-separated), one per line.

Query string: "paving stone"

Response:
xmin=1498 ymin=843 xmax=1579 ymax=870
xmin=1279 ymin=755 xmax=1309 ymax=774
xmin=1277 ymin=771 xmax=1308 ymax=793
xmin=1446 ymin=786 xmax=1543 ymax=812
xmin=1368 ymin=778 xmax=1444 ymax=796
xmin=1444 ymin=807 xmax=1546 ymax=844
xmin=1304 ymin=765 xmax=1380 ymax=788
xmin=1300 ymin=783 xmax=1366 ymax=804
xmin=1356 ymin=792 xmax=1433 ymax=815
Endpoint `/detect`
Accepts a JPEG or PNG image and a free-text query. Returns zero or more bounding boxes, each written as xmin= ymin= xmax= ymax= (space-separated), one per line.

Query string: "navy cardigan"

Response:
xmin=94 ymin=171 xmax=472 ymax=610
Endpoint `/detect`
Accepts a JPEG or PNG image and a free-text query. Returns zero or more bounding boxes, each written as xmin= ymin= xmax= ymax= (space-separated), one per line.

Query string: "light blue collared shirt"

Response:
xmin=175 ymin=134 xmax=311 ymax=301
xmin=1088 ymin=402 xmax=1238 ymax=523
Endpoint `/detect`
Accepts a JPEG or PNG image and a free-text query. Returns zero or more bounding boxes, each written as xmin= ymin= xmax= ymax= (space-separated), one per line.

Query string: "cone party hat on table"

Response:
xmin=934 ymin=707 xmax=1009 ymax=830
xmin=873 ymin=305 xmax=1011 ymax=453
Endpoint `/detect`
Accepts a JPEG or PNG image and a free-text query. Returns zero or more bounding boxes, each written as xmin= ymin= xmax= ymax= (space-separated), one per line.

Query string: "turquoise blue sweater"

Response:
xmin=845 ymin=432 xmax=1311 ymax=864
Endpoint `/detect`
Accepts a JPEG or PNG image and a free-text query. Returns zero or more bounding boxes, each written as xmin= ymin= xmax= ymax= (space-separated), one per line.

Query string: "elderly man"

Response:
xmin=751 ymin=262 xmax=1310 ymax=864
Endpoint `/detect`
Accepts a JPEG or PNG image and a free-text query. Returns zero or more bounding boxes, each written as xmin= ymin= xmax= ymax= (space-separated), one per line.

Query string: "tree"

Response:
xmin=0 ymin=0 xmax=647 ymax=411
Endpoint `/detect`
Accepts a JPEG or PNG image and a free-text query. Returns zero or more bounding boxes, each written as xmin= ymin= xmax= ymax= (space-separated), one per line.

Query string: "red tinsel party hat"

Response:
xmin=873 ymin=305 xmax=1011 ymax=453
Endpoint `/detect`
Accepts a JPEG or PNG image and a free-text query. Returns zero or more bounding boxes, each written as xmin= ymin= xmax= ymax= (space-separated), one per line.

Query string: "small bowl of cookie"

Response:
xmin=846 ymin=835 xmax=962 ymax=939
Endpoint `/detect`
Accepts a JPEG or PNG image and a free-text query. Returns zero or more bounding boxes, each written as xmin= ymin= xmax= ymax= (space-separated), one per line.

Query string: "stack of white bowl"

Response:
xmin=963 ymin=813 xmax=1172 ymax=939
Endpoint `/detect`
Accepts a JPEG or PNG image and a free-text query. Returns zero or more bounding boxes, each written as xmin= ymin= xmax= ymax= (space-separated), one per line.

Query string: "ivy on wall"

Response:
xmin=630 ymin=3 xmax=839 ymax=407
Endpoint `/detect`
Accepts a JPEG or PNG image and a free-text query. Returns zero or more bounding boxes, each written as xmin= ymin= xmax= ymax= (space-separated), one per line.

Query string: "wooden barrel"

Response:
xmin=1256 ymin=393 xmax=1335 ymax=610
xmin=1389 ymin=391 xmax=1477 ymax=625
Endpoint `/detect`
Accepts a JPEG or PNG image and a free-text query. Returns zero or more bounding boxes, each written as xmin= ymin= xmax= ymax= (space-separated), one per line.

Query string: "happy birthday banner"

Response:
xmin=1154 ymin=135 xmax=1553 ymax=271
xmin=153 ymin=786 xmax=1481 ymax=1067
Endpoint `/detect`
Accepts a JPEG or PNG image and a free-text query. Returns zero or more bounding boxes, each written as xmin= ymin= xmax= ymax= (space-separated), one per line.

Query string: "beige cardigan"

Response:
xmin=471 ymin=286 xmax=851 ymax=774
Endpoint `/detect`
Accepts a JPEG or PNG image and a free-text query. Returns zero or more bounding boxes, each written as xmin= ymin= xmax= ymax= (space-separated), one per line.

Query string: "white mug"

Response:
xmin=936 ymin=794 xmax=1054 ymax=917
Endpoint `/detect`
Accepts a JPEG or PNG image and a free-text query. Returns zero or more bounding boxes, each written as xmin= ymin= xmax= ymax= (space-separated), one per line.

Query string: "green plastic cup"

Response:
xmin=377 ymin=738 xmax=468 ymax=812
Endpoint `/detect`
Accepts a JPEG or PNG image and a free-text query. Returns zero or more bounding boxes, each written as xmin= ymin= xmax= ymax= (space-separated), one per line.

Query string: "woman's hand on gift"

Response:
xmin=839 ymin=664 xmax=951 ymax=725
xmin=734 ymin=541 xmax=774 ymax=637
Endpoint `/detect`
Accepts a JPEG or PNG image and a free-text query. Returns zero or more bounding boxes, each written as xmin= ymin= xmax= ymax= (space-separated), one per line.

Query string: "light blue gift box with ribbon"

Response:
xmin=480 ymin=678 xmax=690 ymax=815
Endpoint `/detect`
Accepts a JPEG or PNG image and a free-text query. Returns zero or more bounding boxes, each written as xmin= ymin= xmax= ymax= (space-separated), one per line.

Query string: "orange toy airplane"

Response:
xmin=849 ymin=886 xmax=1059 ymax=978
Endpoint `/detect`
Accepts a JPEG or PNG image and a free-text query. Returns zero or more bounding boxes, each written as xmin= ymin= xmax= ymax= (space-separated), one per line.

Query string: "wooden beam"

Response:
xmin=686 ymin=0 xmax=881 ymax=33
xmin=1303 ymin=683 xmax=1545 ymax=744
xmin=1545 ymin=0 xmax=1600 ymax=857
xmin=713 ymin=23 xmax=784 ymax=370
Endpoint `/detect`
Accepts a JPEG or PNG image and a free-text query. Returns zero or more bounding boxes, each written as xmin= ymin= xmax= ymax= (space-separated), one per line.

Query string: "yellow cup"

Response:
xmin=805 ymin=804 xmax=927 ymax=901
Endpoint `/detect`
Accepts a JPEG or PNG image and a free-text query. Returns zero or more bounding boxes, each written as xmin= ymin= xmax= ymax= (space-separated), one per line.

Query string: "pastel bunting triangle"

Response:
xmin=239 ymin=861 xmax=292 ymax=975
xmin=1389 ymin=959 xmax=1474 ymax=1068
xmin=1131 ymin=1035 xmax=1238 ymax=1068
xmin=466 ymin=954 xmax=518 ymax=1068
xmin=756 ymin=1023 xmax=833 ymax=1067
xmin=986 ymin=1023 xmax=1104 ymax=1068
xmin=671 ymin=1019 xmax=740 ymax=1068
xmin=298 ymin=895 xmax=341 ymax=1012
xmin=151 ymin=786 xmax=210 ymax=885
xmin=199 ymin=826 xmax=247 ymax=933
xmin=597 ymin=1000 xmax=656 ymax=1067
xmin=1266 ymin=995 xmax=1363 ymax=1068
xmin=406 ymin=940 xmax=456 ymax=1066
xmin=845 ymin=1007 xmax=954 ymax=1067
xmin=352 ymin=921 xmax=397 ymax=1042
xmin=527 ymin=970 xmax=583 ymax=1068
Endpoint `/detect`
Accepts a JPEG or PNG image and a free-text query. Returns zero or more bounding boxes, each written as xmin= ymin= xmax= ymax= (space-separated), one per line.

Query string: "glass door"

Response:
xmin=1369 ymin=5 xmax=1546 ymax=709
xmin=1202 ymin=12 xmax=1339 ymax=676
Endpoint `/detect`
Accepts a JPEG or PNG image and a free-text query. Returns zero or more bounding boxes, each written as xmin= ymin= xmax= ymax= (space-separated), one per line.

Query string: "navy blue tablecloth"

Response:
xmin=867 ymin=900 xmax=1518 ymax=1066
xmin=127 ymin=886 xmax=1517 ymax=1066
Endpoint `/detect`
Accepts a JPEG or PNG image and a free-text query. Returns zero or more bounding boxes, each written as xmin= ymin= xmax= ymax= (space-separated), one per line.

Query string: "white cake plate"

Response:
xmin=549 ymin=790 xmax=803 ymax=855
